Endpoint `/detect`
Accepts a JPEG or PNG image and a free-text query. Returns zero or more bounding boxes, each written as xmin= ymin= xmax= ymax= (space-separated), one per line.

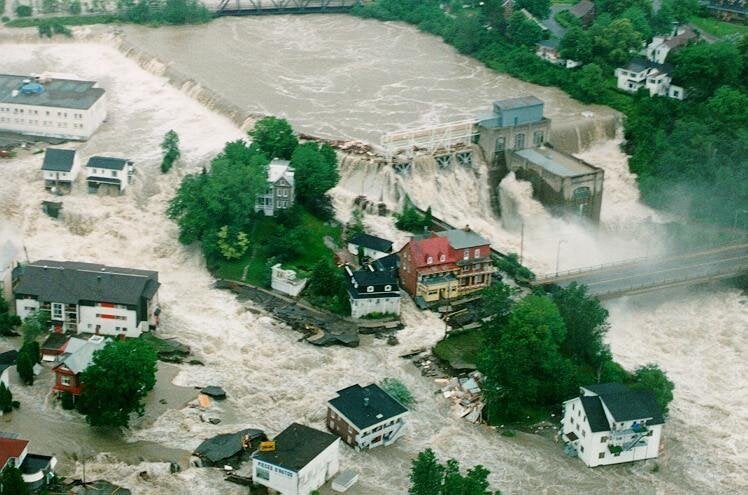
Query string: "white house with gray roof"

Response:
xmin=0 ymin=74 xmax=106 ymax=140
xmin=13 ymin=260 xmax=160 ymax=337
xmin=255 ymin=159 xmax=295 ymax=216
xmin=85 ymin=156 xmax=134 ymax=194
xmin=41 ymin=148 xmax=80 ymax=193
xmin=561 ymin=383 xmax=664 ymax=467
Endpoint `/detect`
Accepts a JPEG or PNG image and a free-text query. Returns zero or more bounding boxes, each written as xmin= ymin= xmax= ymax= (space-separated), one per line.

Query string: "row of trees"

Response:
xmin=354 ymin=1 xmax=747 ymax=227
xmin=478 ymin=282 xmax=674 ymax=422
xmin=409 ymin=448 xmax=500 ymax=495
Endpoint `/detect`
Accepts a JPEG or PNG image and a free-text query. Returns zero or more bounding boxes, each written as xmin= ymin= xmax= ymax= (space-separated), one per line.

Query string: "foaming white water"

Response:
xmin=0 ymin=40 xmax=743 ymax=495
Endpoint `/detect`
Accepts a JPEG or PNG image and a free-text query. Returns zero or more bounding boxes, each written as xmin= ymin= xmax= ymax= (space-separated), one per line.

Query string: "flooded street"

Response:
xmin=0 ymin=16 xmax=745 ymax=495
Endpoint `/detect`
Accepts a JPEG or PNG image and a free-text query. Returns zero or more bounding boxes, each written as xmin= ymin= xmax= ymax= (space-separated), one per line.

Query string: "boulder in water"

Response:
xmin=201 ymin=386 xmax=227 ymax=400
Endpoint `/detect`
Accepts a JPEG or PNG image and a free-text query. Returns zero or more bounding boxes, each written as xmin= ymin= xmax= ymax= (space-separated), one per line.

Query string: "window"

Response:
xmin=463 ymin=249 xmax=469 ymax=260
xmin=52 ymin=303 xmax=63 ymax=320
xmin=384 ymin=285 xmax=391 ymax=291
xmin=598 ymin=452 xmax=605 ymax=459
xmin=514 ymin=133 xmax=525 ymax=149
xmin=111 ymin=170 xmax=118 ymax=177
xmin=427 ymin=256 xmax=433 ymax=264
xmin=439 ymin=254 xmax=445 ymax=262
xmin=366 ymin=286 xmax=374 ymax=293
xmin=474 ymin=248 xmax=480 ymax=258
xmin=672 ymin=90 xmax=680 ymax=97
xmin=475 ymin=274 xmax=483 ymax=283
xmin=601 ymin=436 xmax=608 ymax=443
xmin=580 ymin=446 xmax=584 ymax=453
xmin=582 ymin=430 xmax=586 ymax=437
xmin=570 ymin=417 xmax=574 ymax=424
xmin=60 ymin=375 xmax=71 ymax=386
xmin=533 ymin=131 xmax=544 ymax=146
xmin=255 ymin=467 xmax=270 ymax=481
xmin=495 ymin=137 xmax=505 ymax=152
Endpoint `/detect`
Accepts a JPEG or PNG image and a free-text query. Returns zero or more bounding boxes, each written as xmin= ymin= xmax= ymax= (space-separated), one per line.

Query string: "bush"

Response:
xmin=380 ymin=377 xmax=414 ymax=406
xmin=395 ymin=204 xmax=431 ymax=233
xmin=495 ymin=253 xmax=535 ymax=282
xmin=60 ymin=391 xmax=76 ymax=410
xmin=15 ymin=4 xmax=32 ymax=17
xmin=0 ymin=383 xmax=15 ymax=414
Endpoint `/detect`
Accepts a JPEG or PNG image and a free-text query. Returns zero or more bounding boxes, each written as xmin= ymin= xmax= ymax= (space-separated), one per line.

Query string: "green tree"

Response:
xmin=290 ymin=142 xmax=339 ymax=214
xmin=0 ymin=461 xmax=27 ymax=495
xmin=15 ymin=4 xmax=32 ymax=16
xmin=620 ymin=6 xmax=652 ymax=42
xmin=307 ymin=259 xmax=340 ymax=298
xmin=479 ymin=295 xmax=574 ymax=421
xmin=705 ymin=86 xmax=748 ymax=126
xmin=77 ymin=339 xmax=158 ymax=428
xmin=348 ymin=207 xmax=365 ymax=239
xmin=594 ymin=0 xmax=651 ymax=16
xmin=551 ymin=283 xmax=609 ymax=368
xmin=21 ymin=311 xmax=49 ymax=343
xmin=560 ymin=26 xmax=593 ymax=63
xmin=516 ymin=0 xmax=550 ymax=19
xmin=0 ymin=292 xmax=21 ymax=336
xmin=506 ymin=11 xmax=544 ymax=46
xmin=662 ymin=0 xmax=699 ymax=23
xmin=42 ymin=0 xmax=59 ymax=13
xmin=216 ymin=225 xmax=250 ymax=260
xmin=249 ymin=116 xmax=298 ymax=160
xmin=380 ymin=377 xmax=414 ymax=406
xmin=575 ymin=63 xmax=606 ymax=102
xmin=592 ymin=18 xmax=642 ymax=66
xmin=16 ymin=341 xmax=40 ymax=386
xmin=672 ymin=42 xmax=743 ymax=100
xmin=409 ymin=449 xmax=444 ymax=495
xmin=160 ymin=129 xmax=180 ymax=173
xmin=0 ymin=382 xmax=17 ymax=414
xmin=394 ymin=203 xmax=430 ymax=233
xmin=448 ymin=14 xmax=485 ymax=54
xmin=68 ymin=0 xmax=81 ymax=14
xmin=632 ymin=364 xmax=675 ymax=416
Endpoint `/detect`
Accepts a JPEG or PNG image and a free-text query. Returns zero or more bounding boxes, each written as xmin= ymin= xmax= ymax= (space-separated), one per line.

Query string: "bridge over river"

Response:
xmin=532 ymin=243 xmax=748 ymax=298
xmin=215 ymin=0 xmax=362 ymax=16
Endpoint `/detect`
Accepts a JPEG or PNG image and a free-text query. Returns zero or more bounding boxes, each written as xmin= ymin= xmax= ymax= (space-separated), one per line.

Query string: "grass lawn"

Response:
xmin=433 ymin=328 xmax=485 ymax=369
xmin=689 ymin=16 xmax=748 ymax=38
xmin=214 ymin=208 xmax=342 ymax=287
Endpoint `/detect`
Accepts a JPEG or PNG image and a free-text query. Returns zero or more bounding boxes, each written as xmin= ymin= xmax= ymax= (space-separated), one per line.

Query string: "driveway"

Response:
xmin=543 ymin=4 xmax=572 ymax=39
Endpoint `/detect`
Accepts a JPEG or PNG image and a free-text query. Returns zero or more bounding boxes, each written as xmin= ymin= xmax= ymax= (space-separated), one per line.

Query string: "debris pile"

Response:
xmin=438 ymin=371 xmax=485 ymax=424
xmin=193 ymin=428 xmax=266 ymax=468
xmin=298 ymin=133 xmax=376 ymax=156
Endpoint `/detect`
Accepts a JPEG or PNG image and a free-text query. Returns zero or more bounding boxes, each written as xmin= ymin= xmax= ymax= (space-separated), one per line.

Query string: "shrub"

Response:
xmin=15 ymin=4 xmax=32 ymax=17
xmin=60 ymin=391 xmax=76 ymax=410
xmin=380 ymin=377 xmax=414 ymax=406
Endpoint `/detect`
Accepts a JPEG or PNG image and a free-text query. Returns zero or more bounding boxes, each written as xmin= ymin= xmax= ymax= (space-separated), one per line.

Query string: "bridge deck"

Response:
xmin=216 ymin=0 xmax=361 ymax=15
xmin=533 ymin=244 xmax=748 ymax=297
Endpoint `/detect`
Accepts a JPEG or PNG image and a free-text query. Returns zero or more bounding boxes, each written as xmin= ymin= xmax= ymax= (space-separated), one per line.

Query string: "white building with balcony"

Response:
xmin=327 ymin=383 xmax=409 ymax=450
xmin=0 ymin=74 xmax=106 ymax=140
xmin=561 ymin=383 xmax=664 ymax=467
xmin=615 ymin=58 xmax=686 ymax=100
xmin=13 ymin=260 xmax=160 ymax=337
xmin=252 ymin=423 xmax=340 ymax=495
xmin=85 ymin=156 xmax=134 ymax=194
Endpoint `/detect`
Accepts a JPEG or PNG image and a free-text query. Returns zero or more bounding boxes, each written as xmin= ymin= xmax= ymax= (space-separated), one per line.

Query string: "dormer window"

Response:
xmin=427 ymin=256 xmax=433 ymax=264
xmin=384 ymin=285 xmax=391 ymax=291
xmin=367 ymin=286 xmax=374 ymax=293
xmin=439 ymin=254 xmax=445 ymax=262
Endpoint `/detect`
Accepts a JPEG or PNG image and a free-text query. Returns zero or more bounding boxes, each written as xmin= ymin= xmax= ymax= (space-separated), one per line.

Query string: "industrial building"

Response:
xmin=0 ymin=74 xmax=106 ymax=140
xmin=476 ymin=96 xmax=551 ymax=164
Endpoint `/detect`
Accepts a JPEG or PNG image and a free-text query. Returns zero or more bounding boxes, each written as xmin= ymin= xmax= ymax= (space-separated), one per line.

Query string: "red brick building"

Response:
xmin=51 ymin=335 xmax=106 ymax=397
xmin=399 ymin=228 xmax=495 ymax=304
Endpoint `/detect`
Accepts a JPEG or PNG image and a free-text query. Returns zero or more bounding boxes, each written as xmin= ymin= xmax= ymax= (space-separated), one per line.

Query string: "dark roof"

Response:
xmin=349 ymin=233 xmax=393 ymax=253
xmin=41 ymin=333 xmax=70 ymax=351
xmin=372 ymin=253 xmax=400 ymax=272
xmin=195 ymin=428 xmax=264 ymax=463
xmin=0 ymin=364 xmax=10 ymax=376
xmin=86 ymin=156 xmax=130 ymax=170
xmin=13 ymin=260 xmax=159 ymax=306
xmin=351 ymin=269 xmax=397 ymax=287
xmin=328 ymin=383 xmax=408 ymax=430
xmin=254 ymin=423 xmax=338 ymax=472
xmin=0 ymin=74 xmax=105 ymax=110
xmin=583 ymin=383 xmax=630 ymax=396
xmin=601 ymin=390 xmax=664 ymax=425
xmin=569 ymin=0 xmax=594 ymax=18
xmin=0 ymin=351 xmax=17 ymax=366
xmin=624 ymin=57 xmax=673 ymax=75
xmin=42 ymin=148 xmax=76 ymax=172
xmin=579 ymin=396 xmax=610 ymax=433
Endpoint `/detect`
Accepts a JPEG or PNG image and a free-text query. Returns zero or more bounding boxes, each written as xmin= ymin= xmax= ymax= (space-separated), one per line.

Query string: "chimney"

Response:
xmin=363 ymin=396 xmax=369 ymax=407
xmin=464 ymin=224 xmax=471 ymax=232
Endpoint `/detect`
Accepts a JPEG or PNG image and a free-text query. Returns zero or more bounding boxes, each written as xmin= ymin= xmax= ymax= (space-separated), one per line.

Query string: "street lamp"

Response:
xmin=555 ymin=240 xmax=567 ymax=277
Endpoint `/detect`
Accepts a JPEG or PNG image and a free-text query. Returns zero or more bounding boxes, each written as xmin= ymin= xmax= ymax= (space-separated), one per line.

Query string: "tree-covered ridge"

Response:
xmin=354 ymin=1 xmax=747 ymax=228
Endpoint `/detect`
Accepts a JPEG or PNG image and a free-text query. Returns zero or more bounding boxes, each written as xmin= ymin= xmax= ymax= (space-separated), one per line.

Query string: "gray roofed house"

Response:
xmin=194 ymin=428 xmax=265 ymax=466
xmin=348 ymin=233 xmax=393 ymax=255
xmin=372 ymin=252 xmax=400 ymax=272
xmin=0 ymin=74 xmax=105 ymax=110
xmin=86 ymin=156 xmax=131 ymax=170
xmin=253 ymin=423 xmax=338 ymax=473
xmin=55 ymin=336 xmax=106 ymax=374
xmin=345 ymin=266 xmax=401 ymax=318
xmin=436 ymin=227 xmax=490 ymax=250
xmin=41 ymin=149 xmax=76 ymax=172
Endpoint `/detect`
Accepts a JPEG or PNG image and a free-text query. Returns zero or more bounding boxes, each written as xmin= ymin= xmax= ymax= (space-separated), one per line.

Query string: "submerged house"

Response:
xmin=255 ymin=159 xmax=295 ymax=216
xmin=252 ymin=423 xmax=340 ymax=495
xmin=41 ymin=148 xmax=80 ymax=193
xmin=51 ymin=335 xmax=107 ymax=397
xmin=327 ymin=383 xmax=409 ymax=450
xmin=85 ymin=156 xmax=134 ymax=194
xmin=561 ymin=383 xmax=664 ymax=467
xmin=344 ymin=265 xmax=401 ymax=319
xmin=193 ymin=428 xmax=266 ymax=468
xmin=0 ymin=434 xmax=57 ymax=491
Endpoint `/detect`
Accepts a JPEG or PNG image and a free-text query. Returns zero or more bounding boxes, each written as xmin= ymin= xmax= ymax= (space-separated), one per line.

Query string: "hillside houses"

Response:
xmin=615 ymin=58 xmax=686 ymax=100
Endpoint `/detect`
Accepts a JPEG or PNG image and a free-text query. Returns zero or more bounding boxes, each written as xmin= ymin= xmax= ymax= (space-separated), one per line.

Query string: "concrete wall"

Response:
xmin=477 ymin=118 xmax=551 ymax=164
xmin=0 ymin=93 xmax=106 ymax=140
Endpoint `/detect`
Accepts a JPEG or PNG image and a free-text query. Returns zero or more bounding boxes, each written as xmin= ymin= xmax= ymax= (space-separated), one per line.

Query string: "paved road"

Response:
xmin=535 ymin=244 xmax=748 ymax=297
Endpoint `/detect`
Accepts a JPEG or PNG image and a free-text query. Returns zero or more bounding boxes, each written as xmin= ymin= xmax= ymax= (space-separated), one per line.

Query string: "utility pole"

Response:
xmin=519 ymin=222 xmax=524 ymax=264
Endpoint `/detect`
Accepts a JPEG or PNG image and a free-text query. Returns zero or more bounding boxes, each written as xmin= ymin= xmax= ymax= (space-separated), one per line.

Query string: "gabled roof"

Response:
xmin=569 ymin=0 xmax=594 ymax=18
xmin=436 ymin=228 xmax=490 ymax=250
xmin=13 ymin=260 xmax=159 ymax=306
xmin=579 ymin=396 xmax=610 ymax=432
xmin=253 ymin=423 xmax=338 ymax=472
xmin=42 ymin=148 xmax=76 ymax=172
xmin=623 ymin=57 xmax=673 ymax=76
xmin=348 ymin=233 xmax=393 ymax=253
xmin=328 ymin=383 xmax=408 ymax=430
xmin=86 ymin=156 xmax=130 ymax=170
xmin=663 ymin=28 xmax=696 ymax=49
xmin=601 ymin=390 xmax=664 ymax=425
xmin=55 ymin=337 xmax=107 ymax=374
xmin=373 ymin=253 xmax=400 ymax=272
xmin=351 ymin=268 xmax=397 ymax=287
xmin=0 ymin=436 xmax=29 ymax=470
xmin=403 ymin=236 xmax=455 ymax=269
xmin=582 ymin=383 xmax=629 ymax=396
xmin=267 ymin=159 xmax=294 ymax=186
xmin=195 ymin=428 xmax=264 ymax=463
xmin=41 ymin=333 xmax=70 ymax=352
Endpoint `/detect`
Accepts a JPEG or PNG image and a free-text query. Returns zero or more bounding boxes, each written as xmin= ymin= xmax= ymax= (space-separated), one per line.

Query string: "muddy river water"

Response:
xmin=0 ymin=14 xmax=746 ymax=494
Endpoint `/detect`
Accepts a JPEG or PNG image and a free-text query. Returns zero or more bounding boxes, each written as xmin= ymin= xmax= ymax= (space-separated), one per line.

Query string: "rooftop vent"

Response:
xmin=88 ymin=335 xmax=105 ymax=343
